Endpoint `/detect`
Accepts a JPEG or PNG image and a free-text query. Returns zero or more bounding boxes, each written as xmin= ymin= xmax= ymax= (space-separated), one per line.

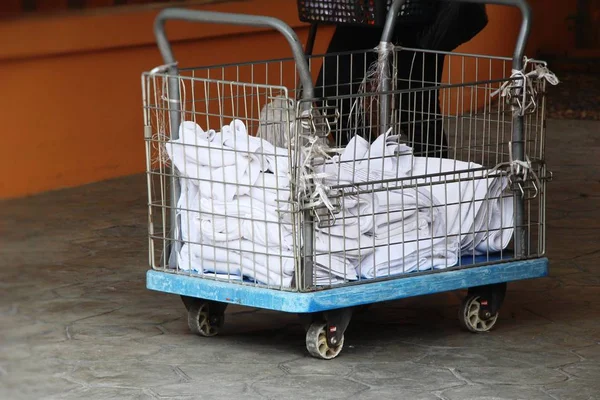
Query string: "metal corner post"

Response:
xmin=440 ymin=0 xmax=532 ymax=258
xmin=152 ymin=7 xmax=316 ymax=286
xmin=378 ymin=0 xmax=407 ymax=137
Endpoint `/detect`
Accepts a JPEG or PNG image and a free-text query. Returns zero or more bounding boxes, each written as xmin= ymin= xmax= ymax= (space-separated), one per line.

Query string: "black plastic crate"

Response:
xmin=297 ymin=0 xmax=438 ymax=27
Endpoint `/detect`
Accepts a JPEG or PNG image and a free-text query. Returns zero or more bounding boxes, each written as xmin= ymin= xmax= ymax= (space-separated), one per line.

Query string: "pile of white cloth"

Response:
xmin=315 ymin=134 xmax=514 ymax=279
xmin=165 ymin=119 xmax=514 ymax=287
xmin=166 ymin=119 xmax=356 ymax=287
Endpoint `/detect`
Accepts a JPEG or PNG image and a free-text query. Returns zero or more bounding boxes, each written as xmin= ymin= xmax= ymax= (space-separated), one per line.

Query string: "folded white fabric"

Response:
xmin=166 ymin=119 xmax=291 ymax=201
xmin=176 ymin=179 xmax=202 ymax=246
xmin=315 ymin=193 xmax=378 ymax=239
xmin=165 ymin=121 xmax=257 ymax=202
xmin=221 ymin=119 xmax=290 ymax=176
xmin=355 ymin=133 xmax=414 ymax=182
xmin=358 ymin=240 xmax=460 ymax=278
xmin=314 ymin=253 xmax=359 ymax=281
xmin=351 ymin=153 xmax=516 ymax=279
xmin=249 ymin=172 xmax=291 ymax=206
xmin=313 ymin=254 xmax=359 ymax=284
xmin=357 ymin=186 xmax=458 ymax=279
xmin=409 ymin=157 xmax=512 ymax=255
xmin=167 ymin=119 xmax=515 ymax=287
xmin=178 ymin=239 xmax=354 ymax=287
xmin=318 ymin=134 xmax=414 ymax=190
xmin=178 ymin=240 xmax=294 ymax=287
xmin=198 ymin=193 xmax=374 ymax=264
xmin=314 ymin=133 xmax=414 ymax=244
xmin=473 ymin=194 xmax=514 ymax=254
xmin=199 ymin=195 xmax=294 ymax=250
xmin=165 ymin=120 xmax=244 ymax=168
xmin=372 ymin=209 xmax=430 ymax=243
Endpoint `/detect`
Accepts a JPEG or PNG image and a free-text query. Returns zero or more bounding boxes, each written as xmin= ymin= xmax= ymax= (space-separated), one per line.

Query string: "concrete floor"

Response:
xmin=1 ymin=119 xmax=599 ymax=400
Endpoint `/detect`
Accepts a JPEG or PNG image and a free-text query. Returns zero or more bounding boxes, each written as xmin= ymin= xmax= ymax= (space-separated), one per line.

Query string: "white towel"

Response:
xmin=194 ymin=160 xmax=262 ymax=202
xmin=166 ymin=119 xmax=291 ymax=201
xmin=221 ymin=119 xmax=291 ymax=176
xmin=473 ymin=194 xmax=514 ymax=254
xmin=198 ymin=196 xmax=294 ymax=249
xmin=315 ymin=193 xmax=378 ymax=239
xmin=220 ymin=119 xmax=291 ymax=176
xmin=249 ymin=172 xmax=291 ymax=206
xmin=178 ymin=240 xmax=294 ymax=287
xmin=313 ymin=232 xmax=375 ymax=260
xmin=217 ymin=230 xmax=360 ymax=282
xmin=314 ymin=253 xmax=359 ymax=281
xmin=356 ymin=133 xmax=414 ymax=179
xmin=357 ymin=187 xmax=459 ymax=279
xmin=373 ymin=210 xmax=431 ymax=242
xmin=165 ymin=121 xmax=262 ymax=202
xmin=179 ymin=239 xmax=355 ymax=287
xmin=318 ymin=134 xmax=414 ymax=191
xmin=409 ymin=157 xmax=512 ymax=254
xmin=176 ymin=179 xmax=202 ymax=246
xmin=166 ymin=120 xmax=246 ymax=169
xmin=168 ymin=120 xmax=515 ymax=287
xmin=372 ymin=188 xmax=429 ymax=229
xmin=358 ymin=240 xmax=460 ymax=279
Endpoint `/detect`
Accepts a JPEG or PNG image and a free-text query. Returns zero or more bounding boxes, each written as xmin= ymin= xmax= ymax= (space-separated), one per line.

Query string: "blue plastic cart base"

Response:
xmin=147 ymin=254 xmax=549 ymax=314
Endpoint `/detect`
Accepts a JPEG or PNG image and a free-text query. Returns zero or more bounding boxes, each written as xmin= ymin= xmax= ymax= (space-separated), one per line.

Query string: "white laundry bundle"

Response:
xmin=409 ymin=157 xmax=515 ymax=256
xmin=166 ymin=119 xmax=357 ymax=287
xmin=165 ymin=118 xmax=515 ymax=287
xmin=314 ymin=134 xmax=459 ymax=279
xmin=314 ymin=133 xmax=514 ymax=279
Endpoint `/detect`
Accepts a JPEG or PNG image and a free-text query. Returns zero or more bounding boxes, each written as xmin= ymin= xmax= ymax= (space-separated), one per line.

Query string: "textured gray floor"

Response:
xmin=1 ymin=119 xmax=599 ymax=400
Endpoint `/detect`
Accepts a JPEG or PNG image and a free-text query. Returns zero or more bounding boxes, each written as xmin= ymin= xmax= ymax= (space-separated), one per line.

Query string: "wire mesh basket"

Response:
xmin=297 ymin=0 xmax=438 ymax=27
xmin=143 ymin=47 xmax=554 ymax=291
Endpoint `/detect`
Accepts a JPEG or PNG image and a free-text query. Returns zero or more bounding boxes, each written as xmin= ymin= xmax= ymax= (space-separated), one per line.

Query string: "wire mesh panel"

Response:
xmin=142 ymin=46 xmax=551 ymax=292
xmin=143 ymin=74 xmax=307 ymax=290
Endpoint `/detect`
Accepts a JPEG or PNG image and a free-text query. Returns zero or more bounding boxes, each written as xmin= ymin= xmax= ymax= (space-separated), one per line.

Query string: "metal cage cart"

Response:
xmin=143 ymin=0 xmax=556 ymax=359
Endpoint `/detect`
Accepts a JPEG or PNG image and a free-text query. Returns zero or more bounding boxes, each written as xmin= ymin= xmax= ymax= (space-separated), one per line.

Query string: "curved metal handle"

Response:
xmin=380 ymin=0 xmax=532 ymax=70
xmin=381 ymin=0 xmax=407 ymax=43
xmin=153 ymin=8 xmax=314 ymax=100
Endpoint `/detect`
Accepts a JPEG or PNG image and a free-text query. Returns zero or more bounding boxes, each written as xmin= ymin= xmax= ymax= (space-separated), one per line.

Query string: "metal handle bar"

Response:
xmin=153 ymin=8 xmax=314 ymax=100
xmin=381 ymin=0 xmax=532 ymax=70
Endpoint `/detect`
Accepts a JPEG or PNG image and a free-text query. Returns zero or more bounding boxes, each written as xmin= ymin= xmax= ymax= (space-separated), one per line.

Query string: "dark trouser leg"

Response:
xmin=315 ymin=25 xmax=382 ymax=146
xmin=316 ymin=25 xmax=448 ymax=157
xmin=395 ymin=50 xmax=448 ymax=158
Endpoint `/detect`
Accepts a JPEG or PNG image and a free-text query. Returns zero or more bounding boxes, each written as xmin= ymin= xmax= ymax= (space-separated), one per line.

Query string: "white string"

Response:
xmin=491 ymin=57 xmax=559 ymax=116
xmin=149 ymin=62 xmax=178 ymax=75
xmin=294 ymin=108 xmax=337 ymax=223
xmin=487 ymin=141 xmax=542 ymax=197
xmin=348 ymin=41 xmax=396 ymax=137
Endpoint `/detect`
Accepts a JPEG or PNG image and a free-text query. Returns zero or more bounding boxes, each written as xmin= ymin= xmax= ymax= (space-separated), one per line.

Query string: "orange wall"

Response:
xmin=0 ymin=0 xmax=535 ymax=199
xmin=527 ymin=0 xmax=578 ymax=56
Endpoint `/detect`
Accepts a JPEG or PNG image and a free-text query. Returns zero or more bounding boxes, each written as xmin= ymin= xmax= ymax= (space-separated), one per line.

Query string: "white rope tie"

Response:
xmin=294 ymin=109 xmax=338 ymax=224
xmin=348 ymin=41 xmax=396 ymax=136
xmin=149 ymin=62 xmax=178 ymax=75
xmin=487 ymin=142 xmax=542 ymax=198
xmin=491 ymin=58 xmax=559 ymax=116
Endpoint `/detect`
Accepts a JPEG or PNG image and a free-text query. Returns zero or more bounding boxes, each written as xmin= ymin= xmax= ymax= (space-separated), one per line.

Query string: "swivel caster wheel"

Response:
xmin=306 ymin=322 xmax=344 ymax=360
xmin=459 ymin=295 xmax=499 ymax=333
xmin=187 ymin=299 xmax=226 ymax=337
